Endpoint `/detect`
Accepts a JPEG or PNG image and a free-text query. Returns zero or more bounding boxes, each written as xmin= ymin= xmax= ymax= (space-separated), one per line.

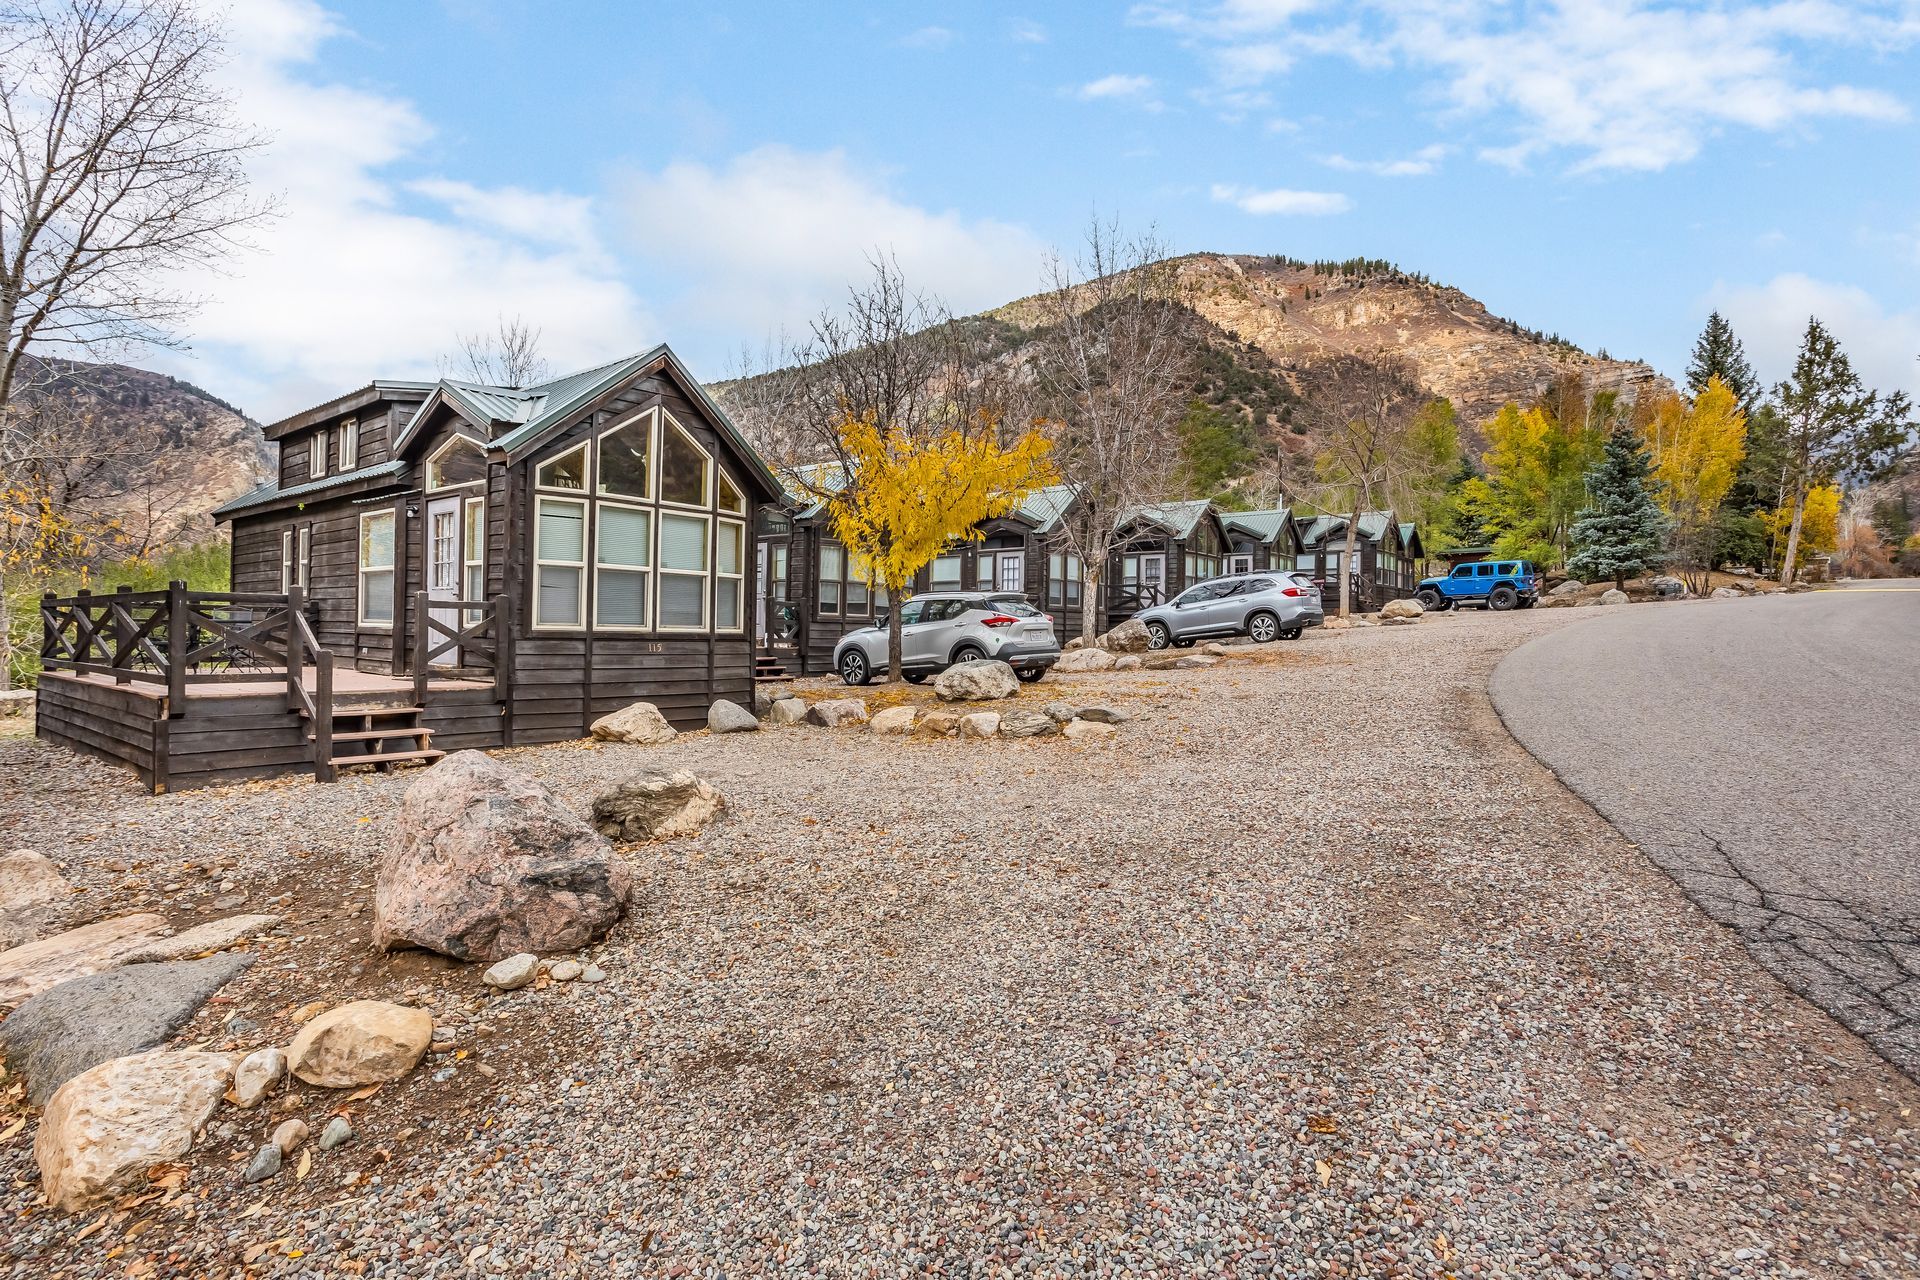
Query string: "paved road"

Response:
xmin=1493 ymin=582 xmax=1920 ymax=1078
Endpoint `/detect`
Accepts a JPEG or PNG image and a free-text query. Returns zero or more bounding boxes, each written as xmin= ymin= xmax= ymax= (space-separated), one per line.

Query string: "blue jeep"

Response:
xmin=1414 ymin=559 xmax=1542 ymax=612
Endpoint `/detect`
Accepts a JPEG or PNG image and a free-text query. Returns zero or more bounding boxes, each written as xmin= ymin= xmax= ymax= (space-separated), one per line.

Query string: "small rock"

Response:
xmin=1074 ymin=705 xmax=1130 ymax=724
xmin=1600 ymin=587 xmax=1630 ymax=605
xmin=806 ymin=698 xmax=869 ymax=728
xmin=270 ymin=1118 xmax=308 ymax=1154
xmin=1379 ymin=597 xmax=1425 ymax=620
xmin=588 ymin=701 xmax=676 ymax=744
xmin=706 ymin=699 xmax=759 ymax=734
xmin=1113 ymin=655 xmax=1143 ymax=671
xmin=549 ymin=960 xmax=583 ymax=982
xmin=958 ymin=712 xmax=1001 ymax=739
xmin=231 ymin=1047 xmax=288 ymax=1109
xmin=915 ymin=710 xmax=960 ymax=737
xmin=870 ymin=706 xmax=918 ymax=735
xmin=580 ymin=964 xmax=606 ymax=983
xmin=1063 ymin=718 xmax=1118 ymax=741
xmin=481 ymin=953 xmax=538 ymax=991
xmin=1053 ymin=647 xmax=1117 ymax=673
xmin=1200 ymin=642 xmax=1230 ymax=655
xmin=34 ymin=1049 xmax=234 ymax=1211
xmin=592 ymin=768 xmax=726 ymax=841
xmin=767 ymin=697 xmax=809 ymax=726
xmin=1711 ymin=586 xmax=1740 ymax=599
xmin=319 ymin=1116 xmax=354 ymax=1151
xmin=999 ymin=709 xmax=1058 ymax=738
xmin=242 ymin=1142 xmax=281 ymax=1184
xmin=750 ymin=687 xmax=782 ymax=717
xmin=1043 ymin=702 xmax=1079 ymax=724
xmin=288 ymin=1000 xmax=433 ymax=1088
xmin=0 ymin=849 xmax=72 ymax=949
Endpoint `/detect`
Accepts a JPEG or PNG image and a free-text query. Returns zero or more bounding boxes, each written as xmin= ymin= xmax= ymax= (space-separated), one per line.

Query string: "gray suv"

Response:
xmin=833 ymin=591 xmax=1062 ymax=686
xmin=1134 ymin=571 xmax=1323 ymax=649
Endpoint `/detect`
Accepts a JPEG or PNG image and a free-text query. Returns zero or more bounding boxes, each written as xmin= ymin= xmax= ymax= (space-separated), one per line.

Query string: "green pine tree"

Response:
xmin=1686 ymin=311 xmax=1759 ymax=412
xmin=1568 ymin=428 xmax=1667 ymax=589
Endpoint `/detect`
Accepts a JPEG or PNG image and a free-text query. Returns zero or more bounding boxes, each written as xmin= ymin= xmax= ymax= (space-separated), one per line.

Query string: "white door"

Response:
xmin=755 ymin=542 xmax=769 ymax=643
xmin=995 ymin=551 xmax=1024 ymax=595
xmin=1139 ymin=553 xmax=1167 ymax=607
xmin=426 ymin=495 xmax=461 ymax=667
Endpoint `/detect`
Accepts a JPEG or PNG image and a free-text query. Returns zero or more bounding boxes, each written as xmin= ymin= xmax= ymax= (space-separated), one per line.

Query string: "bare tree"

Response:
xmin=1300 ymin=352 xmax=1454 ymax=617
xmin=0 ymin=0 xmax=270 ymax=413
xmin=1028 ymin=219 xmax=1194 ymax=642
xmin=446 ymin=315 xmax=551 ymax=388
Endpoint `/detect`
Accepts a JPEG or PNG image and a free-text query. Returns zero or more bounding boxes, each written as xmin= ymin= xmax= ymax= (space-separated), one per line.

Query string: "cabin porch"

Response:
xmin=34 ymin=583 xmax=511 ymax=792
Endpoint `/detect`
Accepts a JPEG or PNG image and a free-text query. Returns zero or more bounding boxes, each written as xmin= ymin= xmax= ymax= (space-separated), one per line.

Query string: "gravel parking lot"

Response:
xmin=2 ymin=608 xmax=1916 ymax=1278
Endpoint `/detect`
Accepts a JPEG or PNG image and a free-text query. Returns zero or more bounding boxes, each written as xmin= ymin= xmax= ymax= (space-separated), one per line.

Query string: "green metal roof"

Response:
xmin=211 ymin=460 xmax=407 ymax=520
xmin=1121 ymin=499 xmax=1215 ymax=539
xmin=1011 ymin=484 xmax=1078 ymax=533
xmin=1220 ymin=507 xmax=1294 ymax=543
xmin=1298 ymin=510 xmax=1400 ymax=547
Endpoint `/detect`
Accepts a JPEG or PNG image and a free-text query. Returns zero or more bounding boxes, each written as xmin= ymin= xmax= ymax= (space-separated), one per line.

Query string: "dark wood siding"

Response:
xmin=35 ymin=674 xmax=162 ymax=791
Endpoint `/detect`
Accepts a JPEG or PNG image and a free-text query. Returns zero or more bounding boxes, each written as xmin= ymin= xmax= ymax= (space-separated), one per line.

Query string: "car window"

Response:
xmin=977 ymin=598 xmax=1042 ymax=617
xmin=1452 ymin=565 xmax=1474 ymax=578
xmin=1287 ymin=573 xmax=1317 ymax=589
xmin=1249 ymin=578 xmax=1278 ymax=591
xmin=1475 ymin=564 xmax=1495 ymax=577
xmin=919 ymin=599 xmax=962 ymax=622
xmin=1498 ymin=562 xmax=1517 ymax=575
xmin=1172 ymin=584 xmax=1214 ymax=605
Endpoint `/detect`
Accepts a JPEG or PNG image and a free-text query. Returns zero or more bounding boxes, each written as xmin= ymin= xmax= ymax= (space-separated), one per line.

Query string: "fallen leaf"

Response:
xmin=1315 ymin=1159 xmax=1332 ymax=1187
xmin=295 ymin=1149 xmax=311 ymax=1181
xmin=0 ymin=1117 xmax=24 ymax=1142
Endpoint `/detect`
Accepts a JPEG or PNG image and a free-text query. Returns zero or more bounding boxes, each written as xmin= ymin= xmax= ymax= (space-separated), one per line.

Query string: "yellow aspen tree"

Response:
xmin=1640 ymin=375 xmax=1747 ymax=590
xmin=823 ymin=410 xmax=1058 ymax=682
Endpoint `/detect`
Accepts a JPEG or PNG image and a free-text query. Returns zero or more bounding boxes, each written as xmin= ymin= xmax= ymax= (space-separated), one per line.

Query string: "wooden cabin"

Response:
xmin=1220 ymin=508 xmax=1306 ymax=575
xmin=759 ymin=479 xmax=1088 ymax=675
xmin=1292 ymin=510 xmax=1423 ymax=613
xmin=1105 ymin=501 xmax=1234 ymax=630
xmin=34 ymin=347 xmax=782 ymax=791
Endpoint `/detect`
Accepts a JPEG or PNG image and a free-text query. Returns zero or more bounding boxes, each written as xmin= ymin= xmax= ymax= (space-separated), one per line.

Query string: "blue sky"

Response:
xmin=165 ymin=1 xmax=1920 ymax=422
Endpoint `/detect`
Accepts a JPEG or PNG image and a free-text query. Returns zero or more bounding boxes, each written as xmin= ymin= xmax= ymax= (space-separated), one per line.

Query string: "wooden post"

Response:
xmin=165 ymin=581 xmax=187 ymax=714
xmin=284 ymin=584 xmax=306 ymax=714
xmin=313 ymin=651 xmax=335 ymax=783
xmin=412 ymin=590 xmax=430 ymax=707
xmin=75 ymin=587 xmax=94 ymax=666
xmin=40 ymin=590 xmax=57 ymax=664
xmin=112 ymin=585 xmax=133 ymax=684
xmin=493 ymin=594 xmax=515 ymax=747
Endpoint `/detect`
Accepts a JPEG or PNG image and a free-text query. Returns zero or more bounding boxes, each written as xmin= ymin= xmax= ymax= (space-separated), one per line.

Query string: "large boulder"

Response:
xmin=592 ymin=768 xmax=727 ymax=841
xmin=933 ymin=659 xmax=1019 ymax=702
xmin=0 ymin=954 xmax=253 ymax=1105
xmin=1114 ymin=655 xmax=1143 ymax=671
xmin=1095 ymin=619 xmax=1153 ymax=654
xmin=1379 ymin=598 xmax=1425 ymax=621
xmin=706 ymin=699 xmax=759 ymax=734
xmin=1063 ymin=718 xmax=1118 ymax=741
xmin=870 ymin=706 xmax=918 ymax=735
xmin=1547 ymin=579 xmax=1585 ymax=598
xmin=374 ymin=751 xmax=633 ymax=962
xmin=36 ymin=1049 xmax=234 ymax=1212
xmin=999 ymin=709 xmax=1059 ymax=738
xmin=767 ymin=697 xmax=809 ymax=726
xmin=1053 ymin=647 xmax=1117 ymax=674
xmin=0 ymin=914 xmax=172 ymax=1007
xmin=287 ymin=1000 xmax=433 ymax=1088
xmin=1599 ymin=588 xmax=1630 ymax=606
xmin=589 ymin=702 xmax=676 ymax=745
xmin=916 ymin=710 xmax=961 ymax=738
xmin=1649 ymin=574 xmax=1689 ymax=599
xmin=806 ymin=698 xmax=869 ymax=728
xmin=1710 ymin=586 xmax=1741 ymax=599
xmin=958 ymin=712 xmax=1001 ymax=738
xmin=0 ymin=849 xmax=71 ymax=949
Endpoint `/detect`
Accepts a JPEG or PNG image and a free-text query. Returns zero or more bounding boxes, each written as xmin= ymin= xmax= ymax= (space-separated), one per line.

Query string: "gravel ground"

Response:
xmin=2 ymin=608 xmax=1917 ymax=1279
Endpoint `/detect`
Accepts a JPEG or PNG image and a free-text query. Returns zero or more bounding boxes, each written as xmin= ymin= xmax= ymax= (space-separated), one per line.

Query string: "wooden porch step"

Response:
xmin=331 ymin=747 xmax=445 ymax=770
xmin=315 ymin=727 xmax=433 ymax=745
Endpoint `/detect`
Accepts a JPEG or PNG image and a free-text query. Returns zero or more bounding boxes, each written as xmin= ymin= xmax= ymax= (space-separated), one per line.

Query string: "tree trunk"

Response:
xmin=1341 ymin=509 xmax=1362 ymax=618
xmin=0 ymin=579 xmax=12 ymax=692
xmin=1778 ymin=485 xmax=1808 ymax=586
xmin=886 ymin=590 xmax=904 ymax=684
xmin=1080 ymin=564 xmax=1104 ymax=644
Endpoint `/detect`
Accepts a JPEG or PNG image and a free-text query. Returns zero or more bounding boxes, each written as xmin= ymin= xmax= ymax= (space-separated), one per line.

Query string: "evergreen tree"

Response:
xmin=1568 ymin=428 xmax=1667 ymax=589
xmin=1686 ymin=312 xmax=1759 ymax=412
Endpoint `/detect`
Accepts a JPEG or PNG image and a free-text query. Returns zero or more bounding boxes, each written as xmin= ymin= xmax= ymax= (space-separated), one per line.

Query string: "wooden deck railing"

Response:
xmin=411 ymin=592 xmax=512 ymax=710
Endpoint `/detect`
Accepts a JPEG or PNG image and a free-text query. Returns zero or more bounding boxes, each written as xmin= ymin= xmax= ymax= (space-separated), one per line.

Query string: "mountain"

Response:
xmin=16 ymin=357 xmax=271 ymax=543
xmin=992 ymin=252 xmax=1673 ymax=439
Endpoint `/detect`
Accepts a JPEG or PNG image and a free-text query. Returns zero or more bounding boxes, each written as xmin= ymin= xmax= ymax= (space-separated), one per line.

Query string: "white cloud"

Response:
xmin=1077 ymin=73 xmax=1158 ymax=101
xmin=1709 ymin=273 xmax=1920 ymax=400
xmin=1322 ymin=143 xmax=1448 ymax=176
xmin=1211 ymin=182 xmax=1352 ymax=214
xmin=1009 ymin=18 xmax=1048 ymax=44
xmin=1132 ymin=1 xmax=1917 ymax=172
xmin=158 ymin=0 xmax=649 ymax=419
xmin=614 ymin=146 xmax=1047 ymax=336
xmin=901 ymin=25 xmax=956 ymax=49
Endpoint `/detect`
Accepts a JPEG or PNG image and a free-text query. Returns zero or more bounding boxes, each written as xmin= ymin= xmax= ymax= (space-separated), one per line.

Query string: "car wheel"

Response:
xmin=1246 ymin=611 xmax=1280 ymax=644
xmin=1173 ymin=637 xmax=1197 ymax=649
xmin=837 ymin=650 xmax=871 ymax=686
xmin=903 ymin=672 xmax=928 ymax=684
xmin=1279 ymin=626 xmax=1303 ymax=641
xmin=951 ymin=644 xmax=986 ymax=665
xmin=1488 ymin=585 xmax=1518 ymax=611
xmin=1145 ymin=621 xmax=1172 ymax=650
xmin=1517 ymin=598 xmax=1536 ymax=610
xmin=1015 ymin=667 xmax=1045 ymax=683
xmin=1414 ymin=587 xmax=1442 ymax=611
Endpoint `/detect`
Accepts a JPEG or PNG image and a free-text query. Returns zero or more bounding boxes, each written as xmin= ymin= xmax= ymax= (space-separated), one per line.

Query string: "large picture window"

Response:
xmin=358 ymin=512 xmax=395 ymax=625
xmin=534 ymin=498 xmax=587 ymax=627
xmin=818 ymin=543 xmax=844 ymax=614
xmin=597 ymin=413 xmax=651 ymax=499
xmin=595 ymin=504 xmax=651 ymax=629
xmin=930 ymin=554 xmax=962 ymax=590
xmin=659 ymin=416 xmax=711 ymax=508
xmin=658 ymin=512 xmax=709 ymax=629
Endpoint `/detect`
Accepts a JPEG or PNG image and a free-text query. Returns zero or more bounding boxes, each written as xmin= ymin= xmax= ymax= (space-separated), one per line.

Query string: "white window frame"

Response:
xmin=534 ymin=441 xmax=590 ymax=495
xmin=1227 ymin=553 xmax=1254 ymax=576
xmin=311 ymin=428 xmax=328 ymax=480
xmin=656 ymin=412 xmax=712 ymax=511
xmin=595 ymin=408 xmax=655 ymax=502
xmin=358 ymin=511 xmax=396 ymax=628
xmin=339 ymin=417 xmax=360 ymax=470
xmin=280 ymin=529 xmax=295 ymax=593
xmin=532 ymin=496 xmax=589 ymax=630
xmin=818 ymin=542 xmax=844 ymax=615
xmin=462 ymin=497 xmax=485 ymax=602
xmin=715 ymin=517 xmax=746 ymax=632
xmin=297 ymin=524 xmax=311 ymax=590
xmin=426 ymin=434 xmax=487 ymax=492
xmin=592 ymin=499 xmax=652 ymax=633
xmin=656 ymin=510 xmax=711 ymax=632
xmin=716 ymin=468 xmax=746 ymax=515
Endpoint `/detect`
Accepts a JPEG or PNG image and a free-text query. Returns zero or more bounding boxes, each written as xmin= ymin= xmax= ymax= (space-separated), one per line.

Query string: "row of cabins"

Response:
xmin=32 ymin=347 xmax=1421 ymax=789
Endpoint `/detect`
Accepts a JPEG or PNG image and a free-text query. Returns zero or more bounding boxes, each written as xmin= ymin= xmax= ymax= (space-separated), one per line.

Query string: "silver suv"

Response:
xmin=833 ymin=591 xmax=1062 ymax=686
xmin=1134 ymin=571 xmax=1323 ymax=649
